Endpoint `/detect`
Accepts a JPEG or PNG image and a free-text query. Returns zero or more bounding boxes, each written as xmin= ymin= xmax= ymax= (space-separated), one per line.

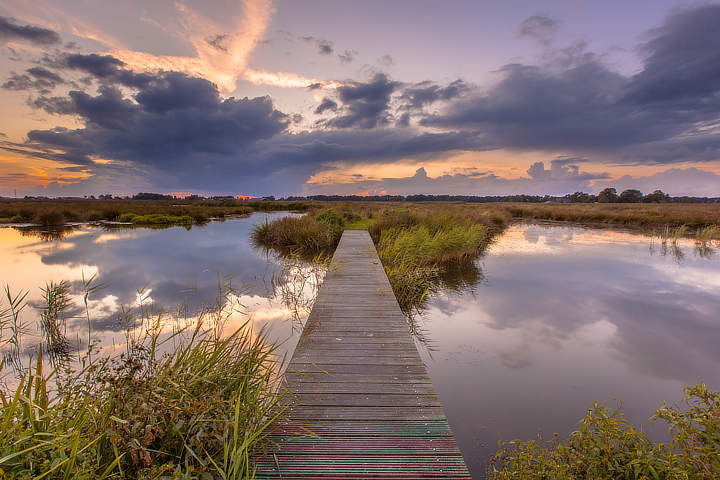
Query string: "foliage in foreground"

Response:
xmin=488 ymin=384 xmax=720 ymax=480
xmin=0 ymin=322 xmax=284 ymax=479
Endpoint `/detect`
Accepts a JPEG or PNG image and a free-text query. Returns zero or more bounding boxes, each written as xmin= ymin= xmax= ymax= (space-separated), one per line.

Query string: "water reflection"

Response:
xmin=0 ymin=213 xmax=320 ymax=378
xmin=421 ymin=223 xmax=720 ymax=478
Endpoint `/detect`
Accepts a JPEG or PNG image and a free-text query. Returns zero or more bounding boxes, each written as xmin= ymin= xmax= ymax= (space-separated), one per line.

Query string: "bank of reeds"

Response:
xmin=252 ymin=204 xmax=509 ymax=314
xmin=488 ymin=383 xmax=720 ymax=479
xmin=0 ymin=199 xmax=311 ymax=227
xmin=0 ymin=279 xmax=285 ymax=479
xmin=502 ymin=202 xmax=720 ymax=231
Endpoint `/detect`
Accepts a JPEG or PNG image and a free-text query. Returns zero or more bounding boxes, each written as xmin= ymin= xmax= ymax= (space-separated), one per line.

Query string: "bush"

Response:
xmin=488 ymin=384 xmax=720 ymax=479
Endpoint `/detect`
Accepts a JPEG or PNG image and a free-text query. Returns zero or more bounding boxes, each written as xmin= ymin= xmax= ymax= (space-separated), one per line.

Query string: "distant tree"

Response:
xmin=597 ymin=187 xmax=618 ymax=203
xmin=619 ymin=189 xmax=644 ymax=203
xmin=643 ymin=189 xmax=671 ymax=203
xmin=564 ymin=191 xmax=596 ymax=203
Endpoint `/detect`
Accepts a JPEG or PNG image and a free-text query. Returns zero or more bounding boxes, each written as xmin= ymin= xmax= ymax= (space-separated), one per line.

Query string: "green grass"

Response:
xmin=345 ymin=218 xmax=377 ymax=230
xmin=0 ymin=278 xmax=286 ymax=479
xmin=120 ymin=213 xmax=194 ymax=225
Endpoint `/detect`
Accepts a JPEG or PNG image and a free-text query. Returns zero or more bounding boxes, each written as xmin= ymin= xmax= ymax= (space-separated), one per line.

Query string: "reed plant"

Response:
xmin=0 ymin=275 xmax=286 ymax=479
xmin=253 ymin=204 xmax=507 ymax=315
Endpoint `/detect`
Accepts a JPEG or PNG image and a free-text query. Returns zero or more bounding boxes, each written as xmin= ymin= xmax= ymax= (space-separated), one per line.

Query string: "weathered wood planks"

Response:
xmin=255 ymin=230 xmax=470 ymax=479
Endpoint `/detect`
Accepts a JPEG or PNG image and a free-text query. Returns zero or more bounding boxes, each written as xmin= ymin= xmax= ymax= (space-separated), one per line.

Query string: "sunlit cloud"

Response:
xmin=110 ymin=0 xmax=273 ymax=92
xmin=243 ymin=68 xmax=342 ymax=89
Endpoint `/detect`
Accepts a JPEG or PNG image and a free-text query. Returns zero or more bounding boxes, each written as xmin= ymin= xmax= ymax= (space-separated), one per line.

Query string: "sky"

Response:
xmin=1 ymin=0 xmax=720 ymax=198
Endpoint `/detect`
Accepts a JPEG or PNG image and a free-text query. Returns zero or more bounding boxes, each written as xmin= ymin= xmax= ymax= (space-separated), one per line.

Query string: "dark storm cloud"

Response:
xmin=626 ymin=5 xmax=720 ymax=105
xmin=11 ymin=71 xmax=289 ymax=181
xmin=7 ymin=55 xmax=486 ymax=194
xmin=60 ymin=53 xmax=152 ymax=88
xmin=399 ymin=79 xmax=469 ymax=110
xmin=314 ymin=97 xmax=338 ymax=114
xmin=324 ymin=73 xmax=401 ymax=128
xmin=422 ymin=5 xmax=720 ymax=163
xmin=0 ymin=16 xmax=61 ymax=45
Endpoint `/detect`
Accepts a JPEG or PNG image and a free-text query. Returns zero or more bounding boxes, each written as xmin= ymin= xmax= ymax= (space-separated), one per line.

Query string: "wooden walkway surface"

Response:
xmin=255 ymin=230 xmax=470 ymax=479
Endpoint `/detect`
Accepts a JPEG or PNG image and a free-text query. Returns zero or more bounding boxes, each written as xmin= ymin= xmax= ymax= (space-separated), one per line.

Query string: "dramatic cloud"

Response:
xmin=61 ymin=53 xmax=152 ymax=88
xmin=5 ymin=63 xmax=485 ymax=195
xmin=626 ymin=5 xmax=720 ymax=105
xmin=109 ymin=0 xmax=273 ymax=91
xmin=324 ymin=73 xmax=401 ymax=128
xmin=423 ymin=5 xmax=720 ymax=166
xmin=0 ymin=16 xmax=61 ymax=45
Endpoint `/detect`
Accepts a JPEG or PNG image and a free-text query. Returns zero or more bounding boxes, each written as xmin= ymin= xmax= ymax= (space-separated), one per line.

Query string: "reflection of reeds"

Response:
xmin=272 ymin=253 xmax=328 ymax=332
xmin=39 ymin=280 xmax=71 ymax=365
xmin=255 ymin=205 xmax=505 ymax=347
xmin=1 ymin=285 xmax=29 ymax=373
xmin=648 ymin=224 xmax=720 ymax=261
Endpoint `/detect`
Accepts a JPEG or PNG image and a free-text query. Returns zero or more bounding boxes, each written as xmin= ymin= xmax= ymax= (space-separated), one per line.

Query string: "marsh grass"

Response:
xmin=253 ymin=204 xmax=508 ymax=316
xmin=0 ymin=274 xmax=287 ymax=479
xmin=503 ymin=203 xmax=720 ymax=230
xmin=488 ymin=384 xmax=720 ymax=479
xmin=0 ymin=199 xmax=311 ymax=228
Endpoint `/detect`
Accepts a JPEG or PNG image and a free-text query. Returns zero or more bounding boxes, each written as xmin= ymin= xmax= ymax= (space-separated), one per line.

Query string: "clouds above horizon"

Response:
xmin=2 ymin=3 xmax=720 ymax=196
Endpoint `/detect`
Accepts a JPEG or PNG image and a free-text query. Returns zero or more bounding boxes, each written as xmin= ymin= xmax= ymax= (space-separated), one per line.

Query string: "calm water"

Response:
xmin=418 ymin=223 xmax=720 ymax=477
xmin=0 ymin=213 xmax=318 ymax=372
xmin=2 ymin=218 xmax=719 ymax=478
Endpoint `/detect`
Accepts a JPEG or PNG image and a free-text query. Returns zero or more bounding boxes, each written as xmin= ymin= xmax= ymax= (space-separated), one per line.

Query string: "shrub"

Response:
xmin=488 ymin=384 xmax=720 ymax=479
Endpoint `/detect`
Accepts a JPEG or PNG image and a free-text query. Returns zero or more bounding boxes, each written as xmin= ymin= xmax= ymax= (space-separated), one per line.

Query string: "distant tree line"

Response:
xmin=10 ymin=189 xmax=719 ymax=203
xmin=282 ymin=189 xmax=720 ymax=203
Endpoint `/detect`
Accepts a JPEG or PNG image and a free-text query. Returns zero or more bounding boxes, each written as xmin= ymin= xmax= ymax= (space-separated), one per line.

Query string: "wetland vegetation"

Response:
xmin=0 ymin=273 xmax=286 ymax=479
xmin=0 ymin=198 xmax=311 ymax=226
xmin=2 ymin=203 xmax=720 ymax=478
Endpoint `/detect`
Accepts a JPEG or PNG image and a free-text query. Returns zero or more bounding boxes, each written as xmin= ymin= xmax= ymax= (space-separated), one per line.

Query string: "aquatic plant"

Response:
xmin=253 ymin=204 xmax=506 ymax=315
xmin=488 ymin=384 xmax=720 ymax=479
xmin=0 ymin=274 xmax=287 ymax=479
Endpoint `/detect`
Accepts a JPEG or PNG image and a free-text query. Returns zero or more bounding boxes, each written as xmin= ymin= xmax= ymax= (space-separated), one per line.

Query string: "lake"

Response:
xmin=1 ymin=216 xmax=719 ymax=478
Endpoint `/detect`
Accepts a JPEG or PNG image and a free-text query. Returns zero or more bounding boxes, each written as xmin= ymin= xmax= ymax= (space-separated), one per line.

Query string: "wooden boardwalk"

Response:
xmin=255 ymin=230 xmax=470 ymax=479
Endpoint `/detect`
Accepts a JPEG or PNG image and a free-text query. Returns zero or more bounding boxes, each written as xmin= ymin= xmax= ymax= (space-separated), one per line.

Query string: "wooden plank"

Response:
xmin=290 ymin=393 xmax=441 ymax=407
xmin=270 ymin=420 xmax=458 ymax=437
xmin=255 ymin=230 xmax=469 ymax=479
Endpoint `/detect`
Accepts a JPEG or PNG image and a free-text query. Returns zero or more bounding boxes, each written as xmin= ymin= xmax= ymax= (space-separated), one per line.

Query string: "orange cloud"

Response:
xmin=111 ymin=0 xmax=273 ymax=92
